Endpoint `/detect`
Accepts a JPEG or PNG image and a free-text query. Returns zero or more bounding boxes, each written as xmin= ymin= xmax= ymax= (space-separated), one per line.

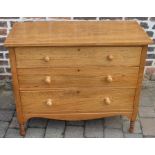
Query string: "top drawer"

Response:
xmin=15 ymin=47 xmax=142 ymax=68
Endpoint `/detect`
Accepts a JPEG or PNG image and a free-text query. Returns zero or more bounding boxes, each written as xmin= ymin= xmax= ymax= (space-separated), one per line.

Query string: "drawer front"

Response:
xmin=18 ymin=67 xmax=139 ymax=89
xmin=15 ymin=47 xmax=142 ymax=68
xmin=20 ymin=88 xmax=135 ymax=114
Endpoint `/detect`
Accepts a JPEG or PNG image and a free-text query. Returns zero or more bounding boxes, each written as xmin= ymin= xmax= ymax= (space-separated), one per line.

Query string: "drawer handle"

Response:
xmin=104 ymin=97 xmax=111 ymax=105
xmin=107 ymin=55 xmax=114 ymax=61
xmin=45 ymin=76 xmax=51 ymax=84
xmin=106 ymin=75 xmax=113 ymax=83
xmin=46 ymin=98 xmax=53 ymax=106
xmin=44 ymin=56 xmax=50 ymax=62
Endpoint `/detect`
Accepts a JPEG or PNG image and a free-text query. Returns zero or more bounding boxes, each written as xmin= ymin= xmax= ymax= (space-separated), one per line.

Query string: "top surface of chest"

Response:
xmin=4 ymin=21 xmax=152 ymax=47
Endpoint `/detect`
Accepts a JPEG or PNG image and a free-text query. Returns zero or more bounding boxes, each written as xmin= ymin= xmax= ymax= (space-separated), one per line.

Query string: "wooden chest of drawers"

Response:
xmin=4 ymin=21 xmax=152 ymax=136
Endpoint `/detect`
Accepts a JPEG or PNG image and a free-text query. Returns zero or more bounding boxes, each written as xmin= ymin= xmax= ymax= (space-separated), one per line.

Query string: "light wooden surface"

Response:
xmin=24 ymin=112 xmax=132 ymax=121
xmin=20 ymin=88 xmax=135 ymax=114
xmin=132 ymin=46 xmax=148 ymax=121
xmin=4 ymin=21 xmax=152 ymax=135
xmin=15 ymin=47 xmax=141 ymax=68
xmin=8 ymin=48 xmax=25 ymax=136
xmin=18 ymin=67 xmax=139 ymax=89
xmin=4 ymin=21 xmax=152 ymax=47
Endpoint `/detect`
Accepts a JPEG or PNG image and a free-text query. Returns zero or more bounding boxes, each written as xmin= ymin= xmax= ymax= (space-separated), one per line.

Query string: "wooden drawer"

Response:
xmin=15 ymin=47 xmax=142 ymax=68
xmin=18 ymin=67 xmax=139 ymax=89
xmin=20 ymin=88 xmax=135 ymax=114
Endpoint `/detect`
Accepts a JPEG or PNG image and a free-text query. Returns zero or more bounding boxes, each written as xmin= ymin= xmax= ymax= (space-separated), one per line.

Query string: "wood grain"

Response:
xmin=8 ymin=48 xmax=25 ymax=128
xmin=4 ymin=21 xmax=153 ymax=47
xmin=15 ymin=47 xmax=142 ymax=68
xmin=20 ymin=88 xmax=135 ymax=114
xmin=131 ymin=46 xmax=148 ymax=121
xmin=24 ymin=112 xmax=132 ymax=121
xmin=18 ymin=66 xmax=139 ymax=89
xmin=4 ymin=21 xmax=152 ymax=135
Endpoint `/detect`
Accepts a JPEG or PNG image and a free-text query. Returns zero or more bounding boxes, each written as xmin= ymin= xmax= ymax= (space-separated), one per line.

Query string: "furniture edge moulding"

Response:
xmin=8 ymin=48 xmax=26 ymax=136
xmin=129 ymin=46 xmax=148 ymax=133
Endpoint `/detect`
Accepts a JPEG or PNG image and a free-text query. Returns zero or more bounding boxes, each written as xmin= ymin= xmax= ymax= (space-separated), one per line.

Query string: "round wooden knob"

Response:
xmin=44 ymin=56 xmax=50 ymax=62
xmin=106 ymin=75 xmax=113 ymax=83
xmin=104 ymin=97 xmax=111 ymax=105
xmin=45 ymin=76 xmax=51 ymax=84
xmin=46 ymin=98 xmax=53 ymax=106
xmin=107 ymin=55 xmax=114 ymax=61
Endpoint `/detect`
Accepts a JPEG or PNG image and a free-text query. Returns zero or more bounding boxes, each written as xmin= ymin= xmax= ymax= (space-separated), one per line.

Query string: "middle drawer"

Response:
xmin=18 ymin=67 xmax=139 ymax=89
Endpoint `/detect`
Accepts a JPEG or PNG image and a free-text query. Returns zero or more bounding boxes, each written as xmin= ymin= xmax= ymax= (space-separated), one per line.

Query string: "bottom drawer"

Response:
xmin=20 ymin=88 xmax=135 ymax=114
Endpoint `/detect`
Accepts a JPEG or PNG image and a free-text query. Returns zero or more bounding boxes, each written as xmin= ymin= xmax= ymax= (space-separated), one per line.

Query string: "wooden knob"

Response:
xmin=46 ymin=98 xmax=53 ymax=106
xmin=44 ymin=56 xmax=50 ymax=62
xmin=106 ymin=75 xmax=113 ymax=83
xmin=107 ymin=55 xmax=114 ymax=61
xmin=45 ymin=76 xmax=51 ymax=84
xmin=104 ymin=97 xmax=111 ymax=105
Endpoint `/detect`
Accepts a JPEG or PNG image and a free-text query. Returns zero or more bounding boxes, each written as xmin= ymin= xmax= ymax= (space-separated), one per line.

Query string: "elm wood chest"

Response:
xmin=4 ymin=21 xmax=152 ymax=136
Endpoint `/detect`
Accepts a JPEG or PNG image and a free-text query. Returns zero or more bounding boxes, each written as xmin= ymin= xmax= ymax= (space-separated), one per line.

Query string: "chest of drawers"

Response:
xmin=4 ymin=21 xmax=152 ymax=136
